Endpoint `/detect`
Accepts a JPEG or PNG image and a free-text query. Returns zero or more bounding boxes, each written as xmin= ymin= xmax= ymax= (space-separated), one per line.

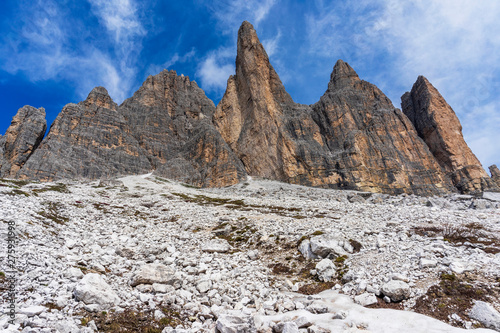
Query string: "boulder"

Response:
xmin=73 ymin=273 xmax=120 ymax=309
xmin=468 ymin=300 xmax=500 ymax=331
xmin=381 ymin=280 xmax=411 ymax=302
xmin=315 ymin=259 xmax=336 ymax=282
xmin=130 ymin=263 xmax=179 ymax=287
xmin=216 ymin=313 xmax=257 ymax=333
xmin=309 ymin=235 xmax=349 ymax=258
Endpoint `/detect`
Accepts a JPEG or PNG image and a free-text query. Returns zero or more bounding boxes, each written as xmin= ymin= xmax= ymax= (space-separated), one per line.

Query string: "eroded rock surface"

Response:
xmin=18 ymin=75 xmax=246 ymax=187
xmin=0 ymin=106 xmax=46 ymax=177
xmin=401 ymin=76 xmax=498 ymax=193
xmin=18 ymin=87 xmax=152 ymax=181
xmin=120 ymin=70 xmax=246 ymax=187
xmin=489 ymin=165 xmax=500 ymax=188
xmin=214 ymin=21 xmax=452 ymax=195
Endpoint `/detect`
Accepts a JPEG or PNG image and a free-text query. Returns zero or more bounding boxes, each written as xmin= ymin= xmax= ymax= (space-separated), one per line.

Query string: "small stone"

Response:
xmin=216 ymin=313 xmax=256 ymax=333
xmin=19 ymin=306 xmax=46 ymax=317
xmin=420 ymin=258 xmax=437 ymax=268
xmin=354 ymin=293 xmax=378 ymax=307
xmin=315 ymin=259 xmax=336 ymax=282
xmin=196 ymin=280 xmax=212 ymax=293
xmin=450 ymin=261 xmax=466 ymax=274
xmin=202 ymin=239 xmax=231 ymax=253
xmin=74 ymin=273 xmax=120 ymax=309
xmin=293 ymin=316 xmax=312 ymax=328
xmin=130 ymin=264 xmax=179 ymax=287
xmin=273 ymin=321 xmax=299 ymax=333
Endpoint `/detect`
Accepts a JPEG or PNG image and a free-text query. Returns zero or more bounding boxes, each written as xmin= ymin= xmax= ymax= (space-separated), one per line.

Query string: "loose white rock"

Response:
xmin=381 ymin=280 xmax=411 ymax=302
xmin=73 ymin=273 xmax=120 ymax=309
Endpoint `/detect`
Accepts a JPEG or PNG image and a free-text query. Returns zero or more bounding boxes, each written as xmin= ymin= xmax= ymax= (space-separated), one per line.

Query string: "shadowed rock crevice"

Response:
xmin=401 ymin=76 xmax=498 ymax=194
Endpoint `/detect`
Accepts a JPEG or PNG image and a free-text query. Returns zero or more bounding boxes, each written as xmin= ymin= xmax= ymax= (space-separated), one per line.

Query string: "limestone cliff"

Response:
xmin=18 ymin=75 xmax=246 ymax=187
xmin=18 ymin=87 xmax=152 ymax=181
xmin=120 ymin=70 xmax=246 ymax=187
xmin=0 ymin=106 xmax=46 ymax=178
xmin=401 ymin=76 xmax=498 ymax=193
xmin=215 ymin=21 xmax=452 ymax=195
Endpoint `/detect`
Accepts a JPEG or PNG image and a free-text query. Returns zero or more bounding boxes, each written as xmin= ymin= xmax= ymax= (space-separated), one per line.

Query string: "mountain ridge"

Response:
xmin=1 ymin=21 xmax=497 ymax=196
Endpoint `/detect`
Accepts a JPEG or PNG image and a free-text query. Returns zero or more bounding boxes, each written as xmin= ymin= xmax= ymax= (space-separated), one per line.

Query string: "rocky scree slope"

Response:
xmin=0 ymin=175 xmax=499 ymax=332
xmin=0 ymin=21 xmax=498 ymax=196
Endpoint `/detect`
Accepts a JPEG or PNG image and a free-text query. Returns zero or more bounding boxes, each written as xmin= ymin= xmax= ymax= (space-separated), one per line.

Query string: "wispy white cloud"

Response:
xmin=197 ymin=50 xmax=235 ymax=92
xmin=88 ymin=0 xmax=146 ymax=101
xmin=0 ymin=0 xmax=146 ymax=104
xmin=146 ymin=49 xmax=196 ymax=77
xmin=262 ymin=30 xmax=281 ymax=58
xmin=205 ymin=0 xmax=276 ymax=32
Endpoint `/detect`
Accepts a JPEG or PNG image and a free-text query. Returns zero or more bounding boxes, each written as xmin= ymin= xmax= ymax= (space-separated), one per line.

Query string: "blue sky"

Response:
xmin=1 ymin=0 xmax=499 ymax=171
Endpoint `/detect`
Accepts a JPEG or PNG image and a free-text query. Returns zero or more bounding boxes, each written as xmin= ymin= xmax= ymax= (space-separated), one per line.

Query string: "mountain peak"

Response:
xmin=402 ymin=76 xmax=498 ymax=193
xmin=84 ymin=86 xmax=117 ymax=110
xmin=329 ymin=59 xmax=360 ymax=89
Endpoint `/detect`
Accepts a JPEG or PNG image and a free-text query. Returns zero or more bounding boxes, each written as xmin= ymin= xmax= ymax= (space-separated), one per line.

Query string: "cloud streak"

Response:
xmin=0 ymin=0 xmax=146 ymax=104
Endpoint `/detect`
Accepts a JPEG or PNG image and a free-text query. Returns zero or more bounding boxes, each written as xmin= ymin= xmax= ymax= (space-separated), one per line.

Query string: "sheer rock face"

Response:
xmin=215 ymin=21 xmax=451 ymax=195
xmin=19 ymin=75 xmax=246 ymax=187
xmin=18 ymin=87 xmax=152 ymax=181
xmin=0 ymin=106 xmax=47 ymax=177
xmin=489 ymin=165 xmax=500 ymax=187
xmin=401 ymin=76 xmax=498 ymax=193
xmin=311 ymin=61 xmax=452 ymax=195
xmin=120 ymin=70 xmax=246 ymax=187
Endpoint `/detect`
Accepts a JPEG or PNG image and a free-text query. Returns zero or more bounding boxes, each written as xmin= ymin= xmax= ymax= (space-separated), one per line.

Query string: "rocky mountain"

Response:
xmin=1 ymin=21 xmax=497 ymax=195
xmin=215 ymin=21 xmax=452 ymax=195
xmin=119 ymin=70 xmax=246 ymax=187
xmin=0 ymin=105 xmax=46 ymax=178
xmin=401 ymin=76 xmax=498 ymax=193
xmin=16 ymin=72 xmax=246 ymax=187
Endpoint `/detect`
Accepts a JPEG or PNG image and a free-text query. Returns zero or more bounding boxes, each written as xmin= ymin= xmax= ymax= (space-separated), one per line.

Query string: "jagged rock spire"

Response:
xmin=0 ymin=106 xmax=46 ymax=177
xmin=401 ymin=76 xmax=498 ymax=193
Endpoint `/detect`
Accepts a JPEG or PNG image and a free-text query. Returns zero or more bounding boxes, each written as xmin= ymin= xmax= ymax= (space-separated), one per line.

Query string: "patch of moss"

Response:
xmin=6 ymin=189 xmax=30 ymax=197
xmin=78 ymin=305 xmax=185 ymax=332
xmin=0 ymin=178 xmax=30 ymax=187
xmin=413 ymin=273 xmax=497 ymax=328
xmin=33 ymin=183 xmax=70 ymax=194
xmin=37 ymin=202 xmax=69 ymax=225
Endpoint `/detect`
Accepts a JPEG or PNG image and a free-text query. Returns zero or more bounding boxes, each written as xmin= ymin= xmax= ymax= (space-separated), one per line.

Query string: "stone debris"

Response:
xmin=0 ymin=174 xmax=499 ymax=332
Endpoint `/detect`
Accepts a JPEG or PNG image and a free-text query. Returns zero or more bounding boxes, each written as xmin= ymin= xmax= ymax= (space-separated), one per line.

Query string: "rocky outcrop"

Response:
xmin=489 ymin=165 xmax=500 ymax=187
xmin=120 ymin=70 xmax=246 ymax=187
xmin=18 ymin=87 xmax=152 ymax=181
xmin=0 ymin=106 xmax=46 ymax=177
xmin=18 ymin=74 xmax=246 ymax=187
xmin=214 ymin=21 xmax=452 ymax=195
xmin=401 ymin=76 xmax=498 ymax=193
xmin=311 ymin=60 xmax=452 ymax=195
